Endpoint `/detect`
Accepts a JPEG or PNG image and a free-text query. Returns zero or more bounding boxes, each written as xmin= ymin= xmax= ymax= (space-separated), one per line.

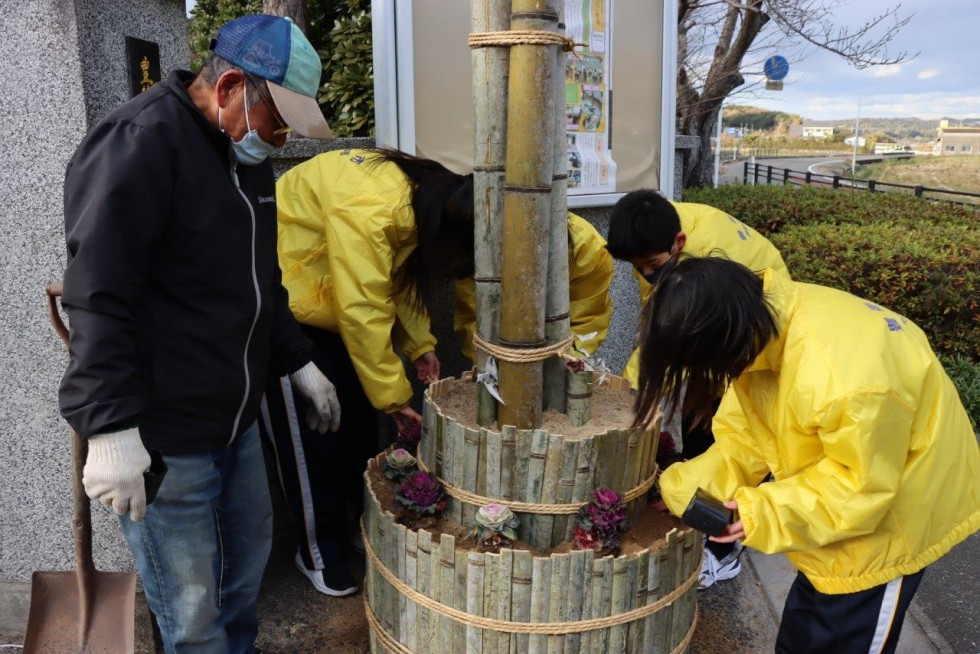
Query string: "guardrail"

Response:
xmin=742 ymin=162 xmax=980 ymax=208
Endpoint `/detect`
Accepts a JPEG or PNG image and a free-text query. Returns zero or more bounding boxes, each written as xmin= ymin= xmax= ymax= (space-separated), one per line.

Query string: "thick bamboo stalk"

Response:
xmin=593 ymin=430 xmax=612 ymax=489
xmin=608 ymin=554 xmax=635 ymax=651
xmin=442 ymin=416 xmax=456 ymax=492
xmin=543 ymin=0 xmax=571 ymax=413
xmin=512 ymin=550 xmax=533 ymax=653
xmin=563 ymin=550 xmax=586 ymax=654
xmin=497 ymin=1 xmax=559 ymax=430
xmin=472 ymin=0 xmax=510 ymax=426
xmin=566 ymin=369 xmax=593 ymax=427
xmin=657 ymin=531 xmax=678 ymax=653
xmin=500 ymin=424 xmax=517 ymax=501
xmin=416 ymin=529 xmax=433 ymax=654
xmin=380 ymin=512 xmax=396 ymax=641
xmin=450 ymin=421 xmax=467 ymax=523
xmin=422 ymin=392 xmax=438 ymax=472
xmin=608 ymin=429 xmax=628 ymax=492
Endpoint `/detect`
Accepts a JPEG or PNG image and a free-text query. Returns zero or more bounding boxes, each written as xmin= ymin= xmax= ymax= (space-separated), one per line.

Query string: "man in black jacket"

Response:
xmin=59 ymin=15 xmax=338 ymax=652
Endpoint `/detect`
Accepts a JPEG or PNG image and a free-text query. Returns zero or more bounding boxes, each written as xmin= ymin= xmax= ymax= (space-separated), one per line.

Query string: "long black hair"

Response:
xmin=367 ymin=149 xmax=475 ymax=312
xmin=631 ymin=257 xmax=779 ymax=430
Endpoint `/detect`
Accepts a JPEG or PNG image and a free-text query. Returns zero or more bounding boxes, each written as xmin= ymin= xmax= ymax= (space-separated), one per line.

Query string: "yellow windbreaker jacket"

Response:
xmin=276 ymin=149 xmax=436 ymax=413
xmin=623 ymin=202 xmax=790 ymax=385
xmin=453 ymin=213 xmax=614 ymax=362
xmin=659 ymin=271 xmax=980 ymax=594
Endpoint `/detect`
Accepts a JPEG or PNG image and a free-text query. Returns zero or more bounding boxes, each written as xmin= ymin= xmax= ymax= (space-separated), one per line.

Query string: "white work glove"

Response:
xmin=83 ymin=427 xmax=152 ymax=522
xmin=289 ymin=361 xmax=342 ymax=434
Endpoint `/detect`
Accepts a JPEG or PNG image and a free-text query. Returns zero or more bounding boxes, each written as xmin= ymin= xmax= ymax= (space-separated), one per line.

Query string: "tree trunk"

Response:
xmin=264 ymin=0 xmax=308 ymax=34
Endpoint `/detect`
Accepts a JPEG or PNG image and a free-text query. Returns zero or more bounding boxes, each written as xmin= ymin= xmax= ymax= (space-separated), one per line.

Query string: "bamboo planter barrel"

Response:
xmin=362 ymin=375 xmax=701 ymax=653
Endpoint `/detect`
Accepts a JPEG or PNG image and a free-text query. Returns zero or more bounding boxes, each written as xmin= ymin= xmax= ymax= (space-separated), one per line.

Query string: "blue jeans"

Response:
xmin=119 ymin=422 xmax=272 ymax=653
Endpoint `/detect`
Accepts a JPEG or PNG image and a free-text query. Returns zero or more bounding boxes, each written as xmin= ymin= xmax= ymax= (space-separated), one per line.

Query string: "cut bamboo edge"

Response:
xmin=359 ymin=519 xmax=701 ymax=636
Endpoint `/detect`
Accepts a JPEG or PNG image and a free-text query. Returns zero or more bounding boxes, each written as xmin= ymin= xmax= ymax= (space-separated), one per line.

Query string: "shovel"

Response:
xmin=23 ymin=282 xmax=136 ymax=653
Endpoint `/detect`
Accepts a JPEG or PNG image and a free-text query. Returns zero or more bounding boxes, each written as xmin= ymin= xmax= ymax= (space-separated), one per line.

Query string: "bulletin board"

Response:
xmin=371 ymin=0 xmax=678 ymax=207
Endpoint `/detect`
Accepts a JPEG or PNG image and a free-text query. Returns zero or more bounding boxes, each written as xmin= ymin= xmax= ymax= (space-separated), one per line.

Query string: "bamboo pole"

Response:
xmin=577 ymin=548 xmax=596 ymax=653
xmin=501 ymin=424 xmax=517 ymax=501
xmin=547 ymin=553 xmax=570 ymax=653
xmin=524 ymin=429 xmax=550 ymax=546
xmin=483 ymin=553 xmax=499 ymax=654
xmin=543 ymin=0 xmax=571 ymax=413
xmin=591 ymin=555 xmax=613 ymax=651
xmin=632 ymin=550 xmax=650 ymax=654
xmin=566 ymin=370 xmax=593 ymax=427
xmin=416 ymin=529 xmax=433 ymax=654
xmin=454 ymin=549 xmax=469 ymax=649
xmin=466 ymin=553 xmax=486 ymax=654
xmin=462 ymin=427 xmax=481 ymax=528
xmin=497 ymin=0 xmax=559 ymax=429
xmin=528 ymin=556 xmax=552 ymax=654
xmin=512 ymin=550 xmax=533 ymax=653
xmin=472 ymin=0 xmax=510 ymax=426
xmin=486 ymin=428 xmax=503 ymax=499
xmin=534 ymin=433 xmax=563 ymax=547
xmin=439 ymin=534 xmax=456 ymax=654
xmin=497 ymin=548 xmax=514 ymax=653
xmin=553 ymin=439 xmax=578 ymax=544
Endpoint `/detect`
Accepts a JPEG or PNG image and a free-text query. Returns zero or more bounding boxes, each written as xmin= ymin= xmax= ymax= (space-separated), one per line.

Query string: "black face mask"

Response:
xmin=641 ymin=253 xmax=677 ymax=286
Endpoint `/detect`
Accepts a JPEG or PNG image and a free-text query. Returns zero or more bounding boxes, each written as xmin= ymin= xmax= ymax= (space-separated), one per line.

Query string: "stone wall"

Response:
xmin=0 ymin=0 xmax=187 ymax=630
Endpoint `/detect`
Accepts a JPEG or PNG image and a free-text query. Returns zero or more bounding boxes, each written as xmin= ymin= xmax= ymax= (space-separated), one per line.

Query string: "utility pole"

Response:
xmin=851 ymin=98 xmax=861 ymax=178
xmin=714 ymin=103 xmax=723 ymax=188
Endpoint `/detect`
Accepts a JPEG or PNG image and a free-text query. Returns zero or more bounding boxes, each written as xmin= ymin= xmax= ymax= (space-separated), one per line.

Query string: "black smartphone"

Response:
xmin=681 ymin=488 xmax=733 ymax=537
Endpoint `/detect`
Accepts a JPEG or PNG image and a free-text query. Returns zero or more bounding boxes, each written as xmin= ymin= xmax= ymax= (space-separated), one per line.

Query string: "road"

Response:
xmin=717 ymin=155 xmax=883 ymax=187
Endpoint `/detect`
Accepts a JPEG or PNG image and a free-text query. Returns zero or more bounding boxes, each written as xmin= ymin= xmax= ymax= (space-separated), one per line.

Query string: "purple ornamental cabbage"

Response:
xmin=573 ymin=487 xmax=627 ymax=552
xmin=397 ymin=421 xmax=423 ymax=454
xmin=395 ymin=470 xmax=447 ymax=516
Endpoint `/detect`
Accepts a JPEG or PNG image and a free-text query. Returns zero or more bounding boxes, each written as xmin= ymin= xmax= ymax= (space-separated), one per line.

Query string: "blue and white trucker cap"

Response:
xmin=212 ymin=14 xmax=333 ymax=139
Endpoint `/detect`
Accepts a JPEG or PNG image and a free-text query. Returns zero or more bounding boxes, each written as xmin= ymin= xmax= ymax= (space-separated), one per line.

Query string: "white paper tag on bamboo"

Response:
xmin=477 ymin=357 xmax=505 ymax=405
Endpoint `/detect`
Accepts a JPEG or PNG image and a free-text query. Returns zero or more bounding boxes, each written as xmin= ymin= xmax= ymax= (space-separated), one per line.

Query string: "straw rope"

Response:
xmin=417 ymin=455 xmax=659 ymax=514
xmin=468 ymin=30 xmax=581 ymax=51
xmin=473 ymin=333 xmax=574 ymax=363
xmin=361 ymin=521 xmax=700 ymax=636
xmin=364 ymin=595 xmax=698 ymax=653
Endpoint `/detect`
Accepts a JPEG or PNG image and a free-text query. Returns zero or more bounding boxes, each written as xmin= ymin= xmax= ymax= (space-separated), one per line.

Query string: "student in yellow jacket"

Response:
xmin=263 ymin=148 xmax=474 ymax=595
xmin=634 ymin=257 xmax=979 ymax=653
xmin=452 ymin=213 xmax=613 ymax=362
xmin=605 ymin=190 xmax=790 ymax=387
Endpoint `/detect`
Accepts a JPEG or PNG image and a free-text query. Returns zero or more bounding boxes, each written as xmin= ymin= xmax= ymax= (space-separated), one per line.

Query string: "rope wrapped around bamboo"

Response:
xmin=468 ymin=30 xmax=582 ymax=51
xmin=364 ymin=595 xmax=698 ymax=654
xmin=473 ymin=333 xmax=574 ymax=363
xmin=361 ymin=519 xmax=701 ymax=636
xmin=417 ymin=454 xmax=659 ymax=515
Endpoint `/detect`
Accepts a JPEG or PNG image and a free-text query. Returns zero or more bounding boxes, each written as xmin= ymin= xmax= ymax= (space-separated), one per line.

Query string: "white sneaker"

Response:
xmin=698 ymin=543 xmax=742 ymax=590
xmin=294 ymin=552 xmax=359 ymax=597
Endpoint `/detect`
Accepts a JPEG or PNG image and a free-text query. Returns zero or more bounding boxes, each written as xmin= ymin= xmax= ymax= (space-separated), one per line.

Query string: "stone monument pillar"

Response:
xmin=0 ymin=0 xmax=187 ymax=634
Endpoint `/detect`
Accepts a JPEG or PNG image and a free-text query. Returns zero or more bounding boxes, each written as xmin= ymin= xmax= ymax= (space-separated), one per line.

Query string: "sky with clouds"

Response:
xmin=740 ymin=0 xmax=980 ymax=121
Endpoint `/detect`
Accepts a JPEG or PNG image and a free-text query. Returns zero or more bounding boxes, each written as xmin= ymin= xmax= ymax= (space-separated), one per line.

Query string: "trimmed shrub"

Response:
xmin=771 ymin=222 xmax=978 ymax=360
xmin=318 ymin=2 xmax=374 ymax=137
xmin=938 ymin=355 xmax=980 ymax=431
xmin=683 ymin=185 xmax=978 ymax=233
xmin=679 ymin=185 xmax=979 ymax=362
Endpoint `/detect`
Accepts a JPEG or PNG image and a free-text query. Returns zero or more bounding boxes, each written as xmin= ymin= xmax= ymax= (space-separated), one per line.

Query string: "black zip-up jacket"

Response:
xmin=59 ymin=70 xmax=313 ymax=455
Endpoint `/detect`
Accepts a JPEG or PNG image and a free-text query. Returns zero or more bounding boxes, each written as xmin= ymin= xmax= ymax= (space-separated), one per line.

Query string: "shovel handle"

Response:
xmin=45 ymin=283 xmax=95 ymax=576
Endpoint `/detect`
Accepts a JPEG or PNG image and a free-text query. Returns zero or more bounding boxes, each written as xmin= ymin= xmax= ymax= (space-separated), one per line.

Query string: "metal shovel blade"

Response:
xmin=23 ymin=569 xmax=136 ymax=653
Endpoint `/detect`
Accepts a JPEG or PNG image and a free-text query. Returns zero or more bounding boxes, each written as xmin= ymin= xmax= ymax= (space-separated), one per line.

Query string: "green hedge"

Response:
xmin=681 ymin=185 xmax=979 ymax=363
xmin=939 ymin=355 xmax=980 ymax=431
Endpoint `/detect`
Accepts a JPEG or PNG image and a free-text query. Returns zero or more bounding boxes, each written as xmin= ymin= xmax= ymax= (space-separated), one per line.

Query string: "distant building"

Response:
xmin=844 ymin=136 xmax=866 ymax=147
xmin=874 ymin=143 xmax=907 ymax=154
xmin=801 ymin=125 xmax=835 ymax=140
xmin=936 ymin=119 xmax=980 ymax=156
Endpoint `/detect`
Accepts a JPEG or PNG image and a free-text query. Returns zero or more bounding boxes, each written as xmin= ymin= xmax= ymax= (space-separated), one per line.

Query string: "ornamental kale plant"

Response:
xmin=396 ymin=421 xmax=422 ymax=454
xmin=573 ymin=488 xmax=627 ymax=554
xmin=383 ymin=448 xmax=417 ymax=481
xmin=395 ymin=471 xmax=446 ymax=516
xmin=474 ymin=503 xmax=519 ymax=541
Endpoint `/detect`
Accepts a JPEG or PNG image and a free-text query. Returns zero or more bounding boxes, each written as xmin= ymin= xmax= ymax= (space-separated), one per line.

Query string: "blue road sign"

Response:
xmin=764 ymin=55 xmax=789 ymax=81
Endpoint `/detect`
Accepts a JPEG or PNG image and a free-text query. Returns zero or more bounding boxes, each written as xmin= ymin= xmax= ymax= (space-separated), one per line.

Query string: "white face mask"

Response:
xmin=218 ymin=88 xmax=279 ymax=166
